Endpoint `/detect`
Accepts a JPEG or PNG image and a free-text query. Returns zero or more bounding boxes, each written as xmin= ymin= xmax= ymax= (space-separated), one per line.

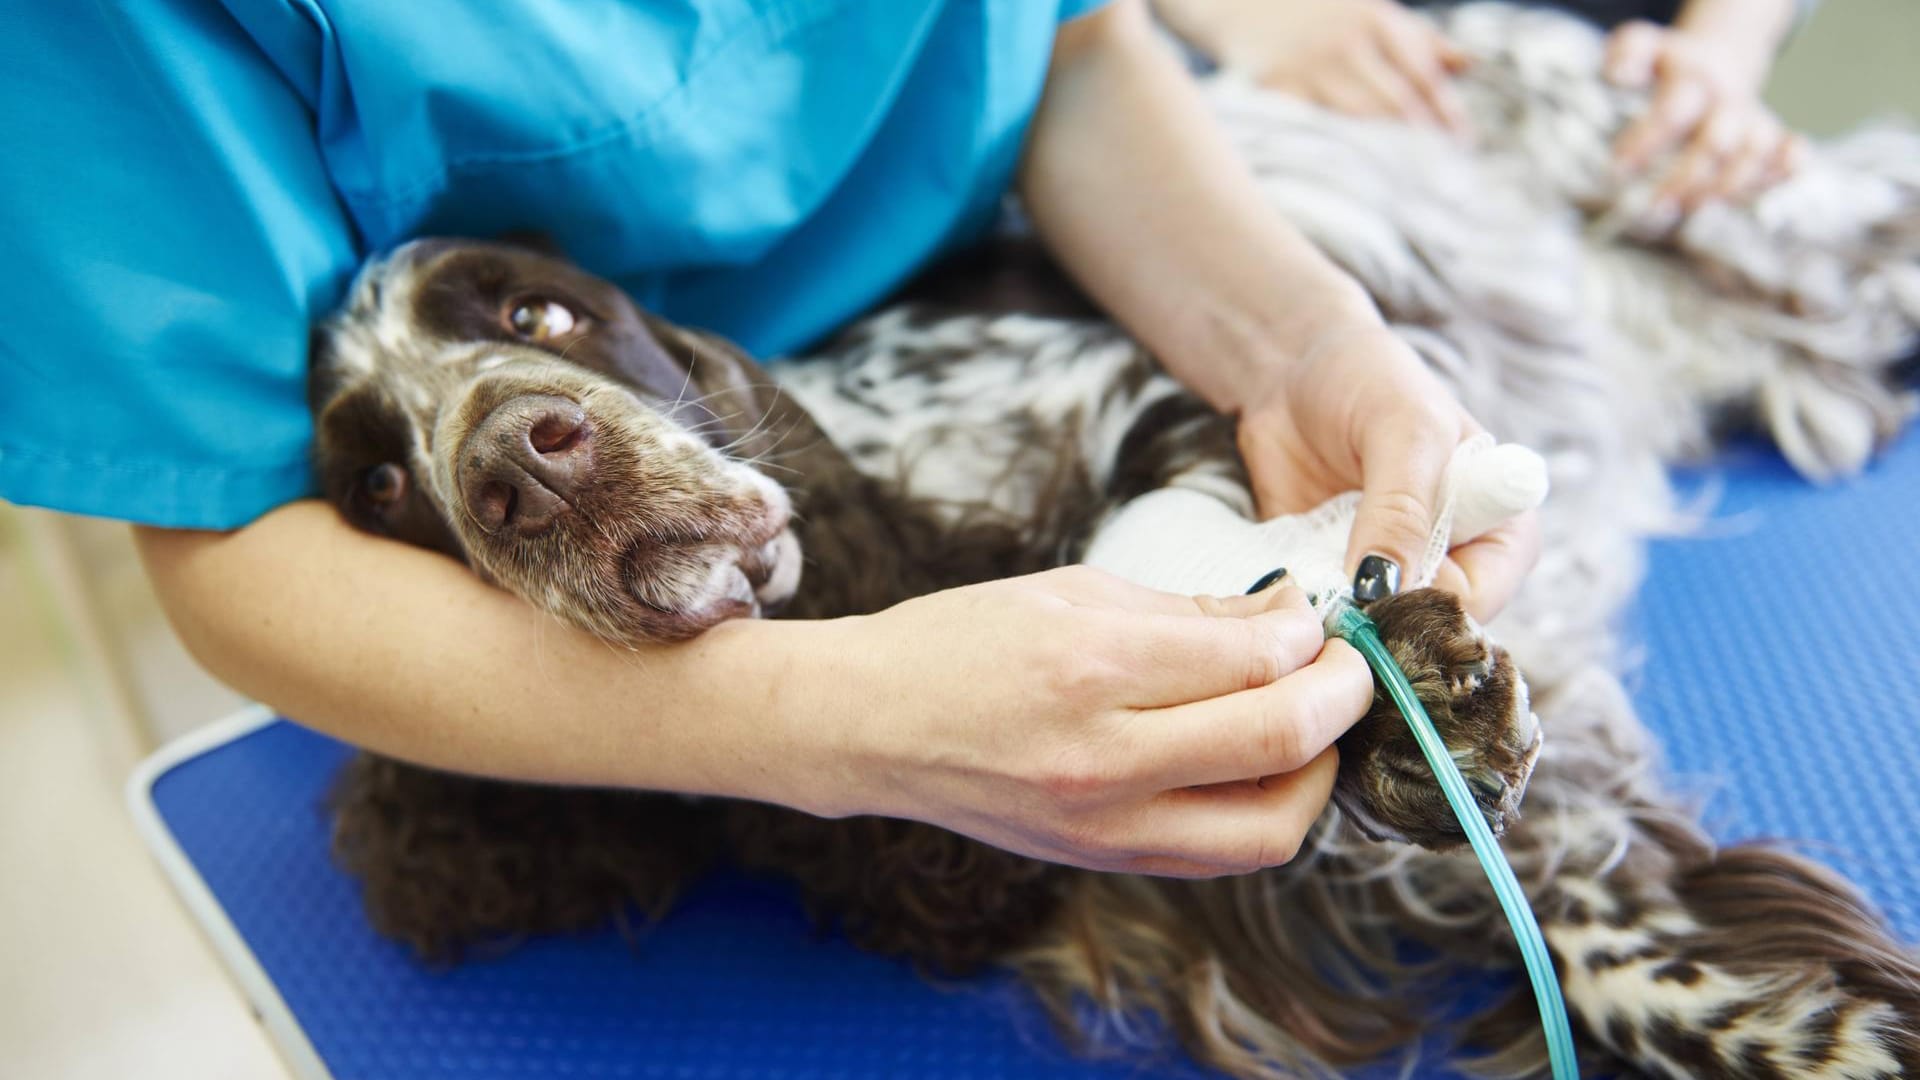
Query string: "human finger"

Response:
xmin=1425 ymin=511 xmax=1542 ymax=622
xmin=1117 ymin=747 xmax=1341 ymax=877
xmin=1746 ymin=128 xmax=1806 ymax=198
xmin=1346 ymin=411 xmax=1461 ymax=603
xmin=1096 ymin=582 xmax=1328 ymax=708
xmin=1378 ymin=19 xmax=1471 ymax=132
xmin=1037 ymin=563 xmax=1296 ymax=619
xmin=1300 ymin=49 xmax=1418 ymax=123
xmin=1655 ymin=105 xmax=1745 ymax=211
xmin=1712 ymin=120 xmax=1783 ymax=204
xmin=1614 ymin=73 xmax=1712 ymax=174
xmin=1130 ymin=639 xmax=1372 ymax=790
xmin=1768 ymin=131 xmax=1808 ymax=183
xmin=1348 ymin=47 xmax=1441 ymax=126
xmin=1603 ymin=20 xmax=1664 ymax=89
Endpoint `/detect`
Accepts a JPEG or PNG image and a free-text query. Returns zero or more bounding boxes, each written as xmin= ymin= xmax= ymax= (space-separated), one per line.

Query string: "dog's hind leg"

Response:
xmin=328 ymin=753 xmax=720 ymax=962
xmin=1446 ymin=807 xmax=1920 ymax=1079
xmin=1402 ymin=717 xmax=1920 ymax=1080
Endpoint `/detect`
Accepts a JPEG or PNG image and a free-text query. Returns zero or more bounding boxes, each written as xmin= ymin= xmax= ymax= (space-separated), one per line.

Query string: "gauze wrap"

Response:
xmin=1081 ymin=436 xmax=1548 ymax=611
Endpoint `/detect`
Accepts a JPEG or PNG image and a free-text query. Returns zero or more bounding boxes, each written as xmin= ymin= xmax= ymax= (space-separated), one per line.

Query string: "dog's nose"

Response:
xmin=459 ymin=395 xmax=593 ymax=537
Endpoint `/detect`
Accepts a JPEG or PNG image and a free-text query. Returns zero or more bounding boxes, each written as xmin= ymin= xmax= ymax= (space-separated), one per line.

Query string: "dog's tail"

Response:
xmin=1008 ymin=802 xmax=1919 ymax=1080
xmin=1471 ymin=810 xmax=1920 ymax=1079
xmin=1372 ymin=778 xmax=1920 ymax=1080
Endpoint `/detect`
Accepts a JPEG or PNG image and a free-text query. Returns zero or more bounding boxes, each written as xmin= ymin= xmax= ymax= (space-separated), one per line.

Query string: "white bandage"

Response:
xmin=1418 ymin=437 xmax=1551 ymax=587
xmin=1081 ymin=437 xmax=1547 ymax=609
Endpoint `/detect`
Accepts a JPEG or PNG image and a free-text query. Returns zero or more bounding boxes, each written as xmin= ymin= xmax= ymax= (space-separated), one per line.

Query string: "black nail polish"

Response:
xmin=1352 ymin=555 xmax=1400 ymax=604
xmin=1245 ymin=567 xmax=1289 ymax=595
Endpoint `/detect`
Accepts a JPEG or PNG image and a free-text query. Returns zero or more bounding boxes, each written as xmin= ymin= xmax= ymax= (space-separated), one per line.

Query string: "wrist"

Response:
xmin=1674 ymin=0 xmax=1791 ymax=90
xmin=1168 ymin=276 xmax=1381 ymax=415
xmin=692 ymin=613 xmax=882 ymax=820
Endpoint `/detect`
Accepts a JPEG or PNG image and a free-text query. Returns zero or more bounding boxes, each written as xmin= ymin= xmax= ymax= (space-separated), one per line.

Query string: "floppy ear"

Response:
xmin=306 ymin=325 xmax=340 ymax=413
xmin=494 ymin=230 xmax=567 ymax=258
xmin=581 ymin=307 xmax=701 ymax=402
xmin=640 ymin=317 xmax=811 ymax=458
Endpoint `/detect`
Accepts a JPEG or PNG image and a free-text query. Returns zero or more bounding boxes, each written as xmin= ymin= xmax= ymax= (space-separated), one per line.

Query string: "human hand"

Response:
xmin=1605 ymin=19 xmax=1805 ymax=219
xmin=806 ymin=567 xmax=1373 ymax=877
xmin=1162 ymin=0 xmax=1471 ymax=133
xmin=1232 ymin=322 xmax=1541 ymax=621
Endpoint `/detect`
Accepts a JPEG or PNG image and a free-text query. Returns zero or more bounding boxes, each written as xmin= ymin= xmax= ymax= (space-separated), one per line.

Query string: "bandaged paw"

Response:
xmin=1081 ymin=436 xmax=1546 ymax=610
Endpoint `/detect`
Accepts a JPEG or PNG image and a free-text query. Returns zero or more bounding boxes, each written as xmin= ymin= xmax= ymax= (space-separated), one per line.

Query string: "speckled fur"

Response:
xmin=313 ymin=3 xmax=1920 ymax=1076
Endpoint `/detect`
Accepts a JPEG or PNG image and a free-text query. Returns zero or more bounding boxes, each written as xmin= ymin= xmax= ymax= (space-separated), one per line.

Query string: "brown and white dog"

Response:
xmin=312 ymin=236 xmax=1916 ymax=1079
xmin=309 ymin=5 xmax=1920 ymax=1076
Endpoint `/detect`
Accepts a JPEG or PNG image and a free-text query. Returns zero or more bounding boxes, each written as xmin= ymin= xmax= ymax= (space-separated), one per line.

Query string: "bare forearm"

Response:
xmin=1675 ymin=0 xmax=1795 ymax=86
xmin=132 ymin=501 xmax=1393 ymax=876
xmin=1018 ymin=0 xmax=1377 ymax=415
xmin=134 ymin=502 xmax=844 ymax=810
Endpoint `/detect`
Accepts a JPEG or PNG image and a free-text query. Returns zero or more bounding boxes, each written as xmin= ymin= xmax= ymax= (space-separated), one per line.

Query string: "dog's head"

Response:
xmin=310 ymin=239 xmax=805 ymax=643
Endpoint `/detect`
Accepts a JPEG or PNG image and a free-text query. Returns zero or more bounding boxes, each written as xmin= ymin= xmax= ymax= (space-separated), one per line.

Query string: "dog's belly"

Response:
xmin=777 ymin=308 xmax=1232 ymax=527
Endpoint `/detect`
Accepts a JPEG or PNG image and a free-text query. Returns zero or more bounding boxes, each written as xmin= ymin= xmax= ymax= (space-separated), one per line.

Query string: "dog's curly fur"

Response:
xmin=313 ymin=5 xmax=1920 ymax=1077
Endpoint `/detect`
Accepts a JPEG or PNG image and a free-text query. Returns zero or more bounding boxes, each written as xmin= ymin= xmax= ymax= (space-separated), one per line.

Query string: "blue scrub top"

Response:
xmin=0 ymin=0 xmax=1107 ymax=529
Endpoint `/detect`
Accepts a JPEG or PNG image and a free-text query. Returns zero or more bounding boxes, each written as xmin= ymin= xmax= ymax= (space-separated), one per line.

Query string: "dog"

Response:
xmin=309 ymin=5 xmax=1920 ymax=1076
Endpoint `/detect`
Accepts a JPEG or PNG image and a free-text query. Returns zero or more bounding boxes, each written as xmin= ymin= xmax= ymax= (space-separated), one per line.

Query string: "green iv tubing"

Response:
xmin=1326 ymin=600 xmax=1579 ymax=1080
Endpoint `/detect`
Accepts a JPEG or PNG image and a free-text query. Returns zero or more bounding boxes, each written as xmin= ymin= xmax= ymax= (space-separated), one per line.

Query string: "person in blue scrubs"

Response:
xmin=0 ymin=1 xmax=1534 ymax=874
xmin=1159 ymin=0 xmax=1810 ymax=227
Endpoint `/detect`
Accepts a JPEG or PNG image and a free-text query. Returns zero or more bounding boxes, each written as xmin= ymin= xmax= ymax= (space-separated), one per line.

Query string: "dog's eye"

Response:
xmin=360 ymin=463 xmax=408 ymax=507
xmin=505 ymin=298 xmax=577 ymax=342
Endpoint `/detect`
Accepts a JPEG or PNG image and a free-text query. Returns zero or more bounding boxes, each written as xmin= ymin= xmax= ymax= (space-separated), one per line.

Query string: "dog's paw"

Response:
xmin=1331 ymin=588 xmax=1542 ymax=849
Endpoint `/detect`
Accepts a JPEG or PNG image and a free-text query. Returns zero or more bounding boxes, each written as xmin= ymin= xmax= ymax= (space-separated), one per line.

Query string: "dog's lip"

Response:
xmin=617 ymin=526 xmax=793 ymax=617
xmin=751 ymin=530 xmax=802 ymax=609
xmin=745 ymin=475 xmax=793 ymax=543
xmin=738 ymin=546 xmax=773 ymax=592
xmin=619 ymin=539 xmax=672 ymax=613
xmin=742 ymin=510 xmax=788 ymax=554
xmin=617 ymin=543 xmax=757 ymax=632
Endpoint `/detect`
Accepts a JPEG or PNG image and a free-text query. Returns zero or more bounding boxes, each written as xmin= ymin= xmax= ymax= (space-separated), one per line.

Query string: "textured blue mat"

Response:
xmin=145 ymin=432 xmax=1920 ymax=1080
xmin=1632 ymin=433 xmax=1920 ymax=936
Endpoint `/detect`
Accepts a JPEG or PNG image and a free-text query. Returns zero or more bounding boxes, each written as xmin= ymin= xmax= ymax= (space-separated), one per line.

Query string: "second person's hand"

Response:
xmin=1605 ymin=17 xmax=1804 ymax=217
xmin=1160 ymin=0 xmax=1473 ymax=134
xmin=1233 ymin=322 xmax=1542 ymax=622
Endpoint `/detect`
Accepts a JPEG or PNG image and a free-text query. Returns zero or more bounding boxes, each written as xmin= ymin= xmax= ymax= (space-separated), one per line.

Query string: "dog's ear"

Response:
xmin=584 ymin=308 xmax=696 ymax=400
xmin=306 ymin=325 xmax=339 ymax=413
xmin=639 ymin=317 xmax=806 ymax=458
xmin=494 ymin=230 xmax=566 ymax=258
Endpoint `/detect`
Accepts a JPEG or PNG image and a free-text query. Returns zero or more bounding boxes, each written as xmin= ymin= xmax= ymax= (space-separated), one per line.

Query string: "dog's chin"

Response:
xmin=676 ymin=561 xmax=763 ymax=635
xmin=615 ymin=528 xmax=804 ymax=643
xmin=751 ymin=529 xmax=803 ymax=613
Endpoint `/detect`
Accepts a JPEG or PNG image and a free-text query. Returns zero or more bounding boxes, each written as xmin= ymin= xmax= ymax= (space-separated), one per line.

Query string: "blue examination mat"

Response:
xmin=132 ymin=431 xmax=1920 ymax=1080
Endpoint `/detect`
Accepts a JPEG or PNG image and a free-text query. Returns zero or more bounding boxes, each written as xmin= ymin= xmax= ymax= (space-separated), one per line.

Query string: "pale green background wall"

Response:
xmin=1768 ymin=0 xmax=1920 ymax=133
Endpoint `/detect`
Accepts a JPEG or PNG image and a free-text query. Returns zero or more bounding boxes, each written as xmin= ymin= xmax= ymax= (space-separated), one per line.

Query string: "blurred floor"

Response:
xmin=1 ymin=516 xmax=282 ymax=1079
xmin=0 ymin=2 xmax=1913 ymax=1077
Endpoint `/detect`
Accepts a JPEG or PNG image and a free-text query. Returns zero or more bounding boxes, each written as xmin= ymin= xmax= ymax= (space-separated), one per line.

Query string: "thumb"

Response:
xmin=1604 ymin=20 xmax=1663 ymax=89
xmin=1345 ymin=422 xmax=1454 ymax=602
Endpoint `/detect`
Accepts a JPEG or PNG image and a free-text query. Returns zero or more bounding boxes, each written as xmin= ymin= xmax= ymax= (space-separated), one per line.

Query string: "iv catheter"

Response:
xmin=1088 ymin=436 xmax=1568 ymax=1069
xmin=1326 ymin=598 xmax=1579 ymax=1080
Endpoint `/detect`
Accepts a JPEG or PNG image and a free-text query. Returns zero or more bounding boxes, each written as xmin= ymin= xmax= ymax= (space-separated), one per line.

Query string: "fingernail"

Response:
xmin=1245 ymin=567 xmax=1289 ymax=595
xmin=1352 ymin=556 xmax=1400 ymax=603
